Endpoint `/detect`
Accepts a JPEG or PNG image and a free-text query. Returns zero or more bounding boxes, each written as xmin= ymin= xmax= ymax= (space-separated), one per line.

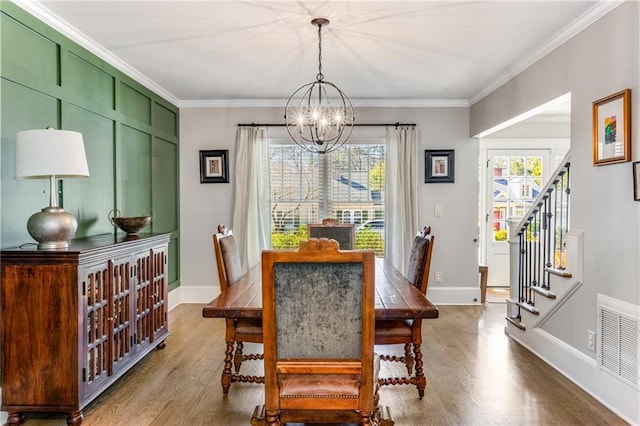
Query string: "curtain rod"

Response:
xmin=237 ymin=122 xmax=416 ymax=128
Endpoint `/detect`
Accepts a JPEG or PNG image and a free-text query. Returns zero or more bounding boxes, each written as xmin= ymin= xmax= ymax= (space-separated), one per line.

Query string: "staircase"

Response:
xmin=502 ymin=152 xmax=640 ymax=425
xmin=504 ymin=153 xmax=578 ymax=332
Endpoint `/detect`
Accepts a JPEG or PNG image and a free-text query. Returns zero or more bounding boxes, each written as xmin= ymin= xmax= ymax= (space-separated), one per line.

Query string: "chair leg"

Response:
xmin=358 ymin=411 xmax=373 ymax=425
xmin=373 ymin=383 xmax=395 ymax=425
xmin=412 ymin=342 xmax=426 ymax=399
xmin=222 ymin=340 xmax=234 ymax=394
xmin=265 ymin=409 xmax=280 ymax=425
xmin=234 ymin=341 xmax=244 ymax=372
xmin=250 ymin=405 xmax=266 ymax=425
xmin=403 ymin=343 xmax=413 ymax=375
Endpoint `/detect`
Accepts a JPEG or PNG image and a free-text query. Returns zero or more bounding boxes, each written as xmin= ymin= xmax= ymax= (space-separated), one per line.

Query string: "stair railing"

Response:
xmin=509 ymin=153 xmax=571 ymax=316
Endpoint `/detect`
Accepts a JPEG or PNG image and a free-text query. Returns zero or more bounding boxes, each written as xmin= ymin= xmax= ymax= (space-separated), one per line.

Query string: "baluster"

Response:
xmin=519 ymin=231 xmax=525 ymax=304
xmin=543 ymin=194 xmax=552 ymax=290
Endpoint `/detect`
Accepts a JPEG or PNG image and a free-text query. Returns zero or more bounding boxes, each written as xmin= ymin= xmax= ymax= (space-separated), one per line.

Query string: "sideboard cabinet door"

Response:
xmin=134 ymin=243 xmax=168 ymax=352
xmin=81 ymin=253 xmax=135 ymax=401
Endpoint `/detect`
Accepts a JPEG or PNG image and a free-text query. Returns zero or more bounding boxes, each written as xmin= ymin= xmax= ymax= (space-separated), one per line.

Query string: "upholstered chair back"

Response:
xmin=213 ymin=225 xmax=243 ymax=291
xmin=308 ymin=223 xmax=356 ymax=250
xmin=260 ymin=238 xmax=377 ymax=424
xmin=274 ymin=261 xmax=363 ymax=359
xmin=405 ymin=226 xmax=435 ymax=295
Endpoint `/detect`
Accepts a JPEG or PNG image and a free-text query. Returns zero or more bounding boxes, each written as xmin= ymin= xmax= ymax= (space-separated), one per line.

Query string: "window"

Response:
xmin=269 ymin=143 xmax=385 ymax=255
xmin=491 ymin=155 xmax=543 ymax=242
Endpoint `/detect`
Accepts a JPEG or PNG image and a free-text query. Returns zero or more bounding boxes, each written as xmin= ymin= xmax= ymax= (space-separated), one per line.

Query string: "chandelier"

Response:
xmin=284 ymin=18 xmax=355 ymax=154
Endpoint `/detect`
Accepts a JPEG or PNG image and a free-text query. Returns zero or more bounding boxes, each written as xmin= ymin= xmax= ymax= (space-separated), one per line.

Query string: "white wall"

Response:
xmin=178 ymin=106 xmax=480 ymax=304
xmin=471 ymin=2 xmax=639 ymax=423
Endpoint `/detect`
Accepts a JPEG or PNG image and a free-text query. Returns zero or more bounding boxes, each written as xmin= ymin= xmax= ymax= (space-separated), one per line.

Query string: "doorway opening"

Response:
xmin=478 ymin=94 xmax=571 ymax=287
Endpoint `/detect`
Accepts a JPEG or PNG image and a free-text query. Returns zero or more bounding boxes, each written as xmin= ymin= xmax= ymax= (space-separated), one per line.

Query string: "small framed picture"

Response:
xmin=199 ymin=150 xmax=229 ymax=183
xmin=593 ymin=89 xmax=631 ymax=166
xmin=633 ymin=161 xmax=640 ymax=201
xmin=425 ymin=150 xmax=455 ymax=183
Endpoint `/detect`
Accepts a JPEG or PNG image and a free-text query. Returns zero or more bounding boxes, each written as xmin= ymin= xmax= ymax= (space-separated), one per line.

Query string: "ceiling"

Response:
xmin=21 ymin=0 xmax=619 ymax=111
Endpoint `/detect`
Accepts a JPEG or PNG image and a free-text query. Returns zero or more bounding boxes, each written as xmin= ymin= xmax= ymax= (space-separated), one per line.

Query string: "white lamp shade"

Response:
xmin=15 ymin=128 xmax=90 ymax=179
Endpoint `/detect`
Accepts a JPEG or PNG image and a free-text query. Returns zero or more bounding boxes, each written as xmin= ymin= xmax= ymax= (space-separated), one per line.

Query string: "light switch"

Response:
xmin=434 ymin=205 xmax=443 ymax=217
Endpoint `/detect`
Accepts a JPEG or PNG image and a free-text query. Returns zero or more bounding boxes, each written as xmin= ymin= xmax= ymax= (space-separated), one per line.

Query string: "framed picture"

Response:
xmin=425 ymin=150 xmax=455 ymax=183
xmin=633 ymin=161 xmax=640 ymax=201
xmin=593 ymin=89 xmax=631 ymax=165
xmin=199 ymin=150 xmax=229 ymax=183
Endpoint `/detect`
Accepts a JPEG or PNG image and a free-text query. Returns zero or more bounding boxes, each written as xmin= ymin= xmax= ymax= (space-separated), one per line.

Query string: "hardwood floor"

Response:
xmin=7 ymin=300 xmax=626 ymax=426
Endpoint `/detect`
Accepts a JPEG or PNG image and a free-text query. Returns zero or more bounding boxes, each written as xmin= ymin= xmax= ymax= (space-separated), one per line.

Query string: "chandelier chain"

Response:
xmin=317 ymin=22 xmax=323 ymax=81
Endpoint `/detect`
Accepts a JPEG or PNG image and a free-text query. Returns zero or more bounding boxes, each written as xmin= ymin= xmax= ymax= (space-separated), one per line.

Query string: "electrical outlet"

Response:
xmin=434 ymin=271 xmax=443 ymax=282
xmin=587 ymin=330 xmax=596 ymax=352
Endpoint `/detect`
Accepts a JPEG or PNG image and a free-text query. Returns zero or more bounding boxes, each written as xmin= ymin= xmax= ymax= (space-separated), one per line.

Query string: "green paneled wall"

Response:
xmin=1 ymin=11 xmax=59 ymax=85
xmin=121 ymin=82 xmax=151 ymax=125
xmin=65 ymin=104 xmax=115 ymax=235
xmin=0 ymin=2 xmax=180 ymax=290
xmin=154 ymin=102 xmax=178 ymax=137
xmin=119 ymin=124 xmax=152 ymax=216
xmin=66 ymin=53 xmax=115 ymax=109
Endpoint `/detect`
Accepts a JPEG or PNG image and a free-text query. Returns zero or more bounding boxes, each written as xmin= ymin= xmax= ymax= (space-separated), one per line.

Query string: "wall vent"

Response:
xmin=597 ymin=294 xmax=639 ymax=390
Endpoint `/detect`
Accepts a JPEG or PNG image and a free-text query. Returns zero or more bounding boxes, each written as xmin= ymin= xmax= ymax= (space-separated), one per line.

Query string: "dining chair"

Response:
xmin=321 ymin=217 xmax=340 ymax=226
xmin=252 ymin=238 xmax=393 ymax=425
xmin=213 ymin=224 xmax=263 ymax=393
xmin=308 ymin=219 xmax=356 ymax=250
xmin=375 ymin=225 xmax=435 ymax=399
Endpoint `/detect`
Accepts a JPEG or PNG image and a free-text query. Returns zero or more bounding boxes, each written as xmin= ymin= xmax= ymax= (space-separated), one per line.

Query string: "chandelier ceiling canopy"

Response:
xmin=284 ymin=18 xmax=355 ymax=154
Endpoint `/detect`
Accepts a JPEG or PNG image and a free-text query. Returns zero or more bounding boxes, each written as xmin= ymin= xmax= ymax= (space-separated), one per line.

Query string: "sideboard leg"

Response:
xmin=67 ymin=410 xmax=83 ymax=425
xmin=156 ymin=339 xmax=167 ymax=349
xmin=6 ymin=411 xmax=23 ymax=425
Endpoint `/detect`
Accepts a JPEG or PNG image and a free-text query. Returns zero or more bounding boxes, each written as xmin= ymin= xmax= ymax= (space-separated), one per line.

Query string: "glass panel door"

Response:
xmin=486 ymin=150 xmax=549 ymax=286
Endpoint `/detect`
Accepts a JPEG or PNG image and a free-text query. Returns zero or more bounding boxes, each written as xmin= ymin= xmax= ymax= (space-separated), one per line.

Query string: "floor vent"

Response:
xmin=597 ymin=294 xmax=639 ymax=390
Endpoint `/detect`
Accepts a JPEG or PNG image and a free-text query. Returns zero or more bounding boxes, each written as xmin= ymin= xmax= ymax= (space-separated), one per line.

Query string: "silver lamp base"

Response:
xmin=27 ymin=206 xmax=78 ymax=249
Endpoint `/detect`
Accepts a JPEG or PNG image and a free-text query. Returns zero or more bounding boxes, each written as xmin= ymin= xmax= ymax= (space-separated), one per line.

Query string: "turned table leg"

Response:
xmin=413 ymin=342 xmax=426 ymax=399
xmin=222 ymin=340 xmax=235 ymax=394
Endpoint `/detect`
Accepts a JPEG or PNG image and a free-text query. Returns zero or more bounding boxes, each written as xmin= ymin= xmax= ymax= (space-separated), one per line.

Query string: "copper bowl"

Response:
xmin=108 ymin=209 xmax=152 ymax=235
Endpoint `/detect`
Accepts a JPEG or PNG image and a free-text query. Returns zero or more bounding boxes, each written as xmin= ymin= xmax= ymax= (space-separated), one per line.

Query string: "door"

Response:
xmin=134 ymin=244 xmax=168 ymax=351
xmin=83 ymin=254 xmax=133 ymax=399
xmin=485 ymin=150 xmax=550 ymax=286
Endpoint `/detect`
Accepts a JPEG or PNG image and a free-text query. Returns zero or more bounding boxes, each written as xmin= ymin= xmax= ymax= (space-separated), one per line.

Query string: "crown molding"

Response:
xmin=179 ymin=98 xmax=469 ymax=109
xmin=469 ymin=0 xmax=625 ymax=105
xmin=14 ymin=0 xmax=622 ymax=110
xmin=11 ymin=1 xmax=470 ymax=110
xmin=12 ymin=0 xmax=180 ymax=106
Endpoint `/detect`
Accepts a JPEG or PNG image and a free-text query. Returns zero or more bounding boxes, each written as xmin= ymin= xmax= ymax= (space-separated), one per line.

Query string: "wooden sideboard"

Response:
xmin=0 ymin=233 xmax=171 ymax=425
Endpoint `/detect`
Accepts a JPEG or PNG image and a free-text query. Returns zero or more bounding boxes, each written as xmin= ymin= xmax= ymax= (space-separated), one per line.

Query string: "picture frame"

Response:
xmin=425 ymin=150 xmax=455 ymax=183
xmin=633 ymin=161 xmax=640 ymax=201
xmin=199 ymin=150 xmax=229 ymax=183
xmin=593 ymin=89 xmax=631 ymax=166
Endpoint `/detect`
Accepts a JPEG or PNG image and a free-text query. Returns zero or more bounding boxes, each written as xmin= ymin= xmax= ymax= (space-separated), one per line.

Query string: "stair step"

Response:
xmin=506 ymin=316 xmax=526 ymax=330
xmin=545 ymin=267 xmax=573 ymax=278
xmin=517 ymin=301 xmax=540 ymax=315
xmin=532 ymin=286 xmax=557 ymax=299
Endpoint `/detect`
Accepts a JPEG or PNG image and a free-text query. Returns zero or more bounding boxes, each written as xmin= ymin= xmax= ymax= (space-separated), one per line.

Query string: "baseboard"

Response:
xmin=172 ymin=284 xmax=481 ymax=307
xmin=168 ymin=285 xmax=220 ymax=309
xmin=426 ymin=286 xmax=482 ymax=305
xmin=506 ymin=325 xmax=640 ymax=424
xmin=0 ymin=389 xmax=5 ymax=425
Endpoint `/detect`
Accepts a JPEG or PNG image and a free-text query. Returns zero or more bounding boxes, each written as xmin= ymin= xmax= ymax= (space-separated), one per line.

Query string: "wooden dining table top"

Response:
xmin=202 ymin=257 xmax=439 ymax=320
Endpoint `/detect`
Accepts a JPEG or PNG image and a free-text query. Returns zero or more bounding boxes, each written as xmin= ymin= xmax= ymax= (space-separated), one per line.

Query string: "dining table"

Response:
xmin=202 ymin=257 xmax=439 ymax=392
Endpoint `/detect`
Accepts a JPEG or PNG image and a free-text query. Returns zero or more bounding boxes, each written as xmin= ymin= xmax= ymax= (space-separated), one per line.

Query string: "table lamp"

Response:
xmin=15 ymin=127 xmax=90 ymax=249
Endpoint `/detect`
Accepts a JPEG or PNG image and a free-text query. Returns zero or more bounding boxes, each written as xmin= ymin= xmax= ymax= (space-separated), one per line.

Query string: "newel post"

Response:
xmin=507 ymin=219 xmax=521 ymax=318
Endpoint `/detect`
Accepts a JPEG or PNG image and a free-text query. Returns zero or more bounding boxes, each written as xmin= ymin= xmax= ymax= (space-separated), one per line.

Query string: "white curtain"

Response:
xmin=385 ymin=126 xmax=419 ymax=275
xmin=232 ymin=127 xmax=271 ymax=272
